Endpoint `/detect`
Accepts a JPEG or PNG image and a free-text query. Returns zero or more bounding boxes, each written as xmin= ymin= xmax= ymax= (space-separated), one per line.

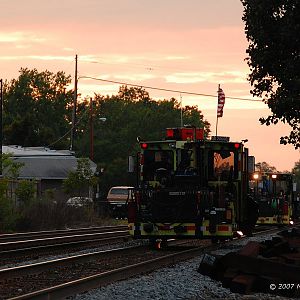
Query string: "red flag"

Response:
xmin=217 ymin=88 xmax=225 ymax=118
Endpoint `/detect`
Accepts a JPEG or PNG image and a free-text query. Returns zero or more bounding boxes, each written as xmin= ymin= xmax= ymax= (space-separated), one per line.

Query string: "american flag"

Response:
xmin=217 ymin=88 xmax=225 ymax=118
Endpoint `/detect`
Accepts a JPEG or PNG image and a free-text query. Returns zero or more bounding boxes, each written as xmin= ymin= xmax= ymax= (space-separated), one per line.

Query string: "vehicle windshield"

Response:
xmin=175 ymin=149 xmax=196 ymax=175
xmin=110 ymin=188 xmax=130 ymax=195
xmin=143 ymin=150 xmax=174 ymax=181
xmin=208 ymin=150 xmax=236 ymax=181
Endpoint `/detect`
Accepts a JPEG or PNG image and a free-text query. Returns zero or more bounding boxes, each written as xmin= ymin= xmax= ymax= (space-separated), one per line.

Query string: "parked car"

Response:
xmin=106 ymin=186 xmax=134 ymax=218
xmin=66 ymin=197 xmax=93 ymax=207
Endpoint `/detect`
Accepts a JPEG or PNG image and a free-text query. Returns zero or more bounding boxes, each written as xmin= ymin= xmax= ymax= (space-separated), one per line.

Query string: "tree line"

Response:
xmin=3 ymin=68 xmax=300 ymax=195
xmin=3 ymin=68 xmax=211 ymax=194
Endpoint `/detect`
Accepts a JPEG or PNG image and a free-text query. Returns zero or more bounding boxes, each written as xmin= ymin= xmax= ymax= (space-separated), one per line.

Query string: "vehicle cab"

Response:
xmin=107 ymin=186 xmax=134 ymax=218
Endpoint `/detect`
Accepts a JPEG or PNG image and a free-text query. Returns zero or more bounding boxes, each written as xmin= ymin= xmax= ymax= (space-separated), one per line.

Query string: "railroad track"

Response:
xmin=2 ymin=224 xmax=296 ymax=300
xmin=0 ymin=225 xmax=128 ymax=243
xmin=0 ymin=240 xmax=200 ymax=299
xmin=0 ymin=225 xmax=129 ymax=252
xmin=0 ymin=225 xmax=130 ymax=267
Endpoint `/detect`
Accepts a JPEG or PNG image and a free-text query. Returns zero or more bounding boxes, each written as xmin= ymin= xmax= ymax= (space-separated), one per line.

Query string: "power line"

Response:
xmin=79 ymin=76 xmax=262 ymax=102
xmin=47 ymin=128 xmax=72 ymax=148
xmin=48 ymin=75 xmax=262 ymax=148
xmin=47 ymin=105 xmax=89 ymax=148
xmin=82 ymin=57 xmax=180 ymax=72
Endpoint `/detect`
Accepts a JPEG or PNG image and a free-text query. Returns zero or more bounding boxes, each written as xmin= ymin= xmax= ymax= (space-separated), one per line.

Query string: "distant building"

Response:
xmin=3 ymin=146 xmax=96 ymax=201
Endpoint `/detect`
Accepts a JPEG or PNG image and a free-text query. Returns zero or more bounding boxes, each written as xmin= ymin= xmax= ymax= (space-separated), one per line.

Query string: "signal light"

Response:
xmin=141 ymin=143 xmax=148 ymax=149
xmin=165 ymin=127 xmax=204 ymax=140
xmin=166 ymin=129 xmax=174 ymax=138
xmin=234 ymin=143 xmax=240 ymax=149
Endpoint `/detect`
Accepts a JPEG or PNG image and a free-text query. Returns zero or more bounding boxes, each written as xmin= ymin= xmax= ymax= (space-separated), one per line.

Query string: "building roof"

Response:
xmin=3 ymin=145 xmax=73 ymax=157
xmin=3 ymin=146 xmax=96 ymax=180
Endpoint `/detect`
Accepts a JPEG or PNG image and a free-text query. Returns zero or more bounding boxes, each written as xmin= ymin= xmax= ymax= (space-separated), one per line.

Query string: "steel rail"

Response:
xmin=0 ymin=234 xmax=131 ymax=256
xmin=0 ymin=225 xmax=128 ymax=243
xmin=8 ymin=244 xmax=215 ymax=300
xmin=0 ymin=245 xmax=145 ymax=281
xmin=0 ymin=230 xmax=129 ymax=251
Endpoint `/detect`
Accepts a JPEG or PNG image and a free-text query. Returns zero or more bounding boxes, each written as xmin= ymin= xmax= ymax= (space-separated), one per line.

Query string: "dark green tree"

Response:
xmin=241 ymin=0 xmax=300 ymax=148
xmin=15 ymin=180 xmax=36 ymax=206
xmin=3 ymin=70 xmax=211 ymax=198
xmin=75 ymin=85 xmax=210 ymax=193
xmin=1 ymin=153 xmax=24 ymax=179
xmin=63 ymin=158 xmax=97 ymax=197
xmin=255 ymin=161 xmax=277 ymax=173
xmin=3 ymin=68 xmax=74 ymax=148
xmin=0 ymin=154 xmax=25 ymax=230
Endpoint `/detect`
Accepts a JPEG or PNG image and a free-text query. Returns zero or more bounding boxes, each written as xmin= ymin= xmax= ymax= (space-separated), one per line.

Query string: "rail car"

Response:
xmin=249 ymin=172 xmax=296 ymax=226
xmin=128 ymin=126 xmax=258 ymax=244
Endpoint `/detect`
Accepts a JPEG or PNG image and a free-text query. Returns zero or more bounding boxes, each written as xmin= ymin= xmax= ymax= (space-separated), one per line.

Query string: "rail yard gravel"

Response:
xmin=73 ymin=234 xmax=294 ymax=300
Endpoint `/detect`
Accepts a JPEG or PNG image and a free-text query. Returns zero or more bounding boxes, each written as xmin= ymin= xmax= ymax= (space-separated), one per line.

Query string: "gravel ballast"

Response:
xmin=73 ymin=234 xmax=293 ymax=300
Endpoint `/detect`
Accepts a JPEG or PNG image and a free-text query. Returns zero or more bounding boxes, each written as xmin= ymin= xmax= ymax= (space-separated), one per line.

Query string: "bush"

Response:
xmin=14 ymin=198 xmax=99 ymax=231
xmin=0 ymin=196 xmax=18 ymax=232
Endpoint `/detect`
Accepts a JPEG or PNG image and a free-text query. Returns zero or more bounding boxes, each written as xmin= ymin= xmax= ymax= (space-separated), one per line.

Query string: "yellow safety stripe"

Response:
xmin=257 ymin=216 xmax=290 ymax=225
xmin=128 ymin=222 xmax=234 ymax=237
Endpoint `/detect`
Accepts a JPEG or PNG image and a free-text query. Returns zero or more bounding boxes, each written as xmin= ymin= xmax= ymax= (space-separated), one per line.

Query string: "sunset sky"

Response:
xmin=1 ymin=0 xmax=299 ymax=171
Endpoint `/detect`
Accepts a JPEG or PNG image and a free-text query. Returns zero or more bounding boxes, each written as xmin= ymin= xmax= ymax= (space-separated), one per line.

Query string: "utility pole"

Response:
xmin=70 ymin=54 xmax=78 ymax=151
xmin=180 ymin=93 xmax=183 ymax=127
xmin=89 ymin=97 xmax=94 ymax=161
xmin=0 ymin=79 xmax=2 ymax=176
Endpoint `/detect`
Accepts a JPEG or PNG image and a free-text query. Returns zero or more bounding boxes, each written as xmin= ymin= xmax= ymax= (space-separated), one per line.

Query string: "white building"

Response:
xmin=3 ymin=146 xmax=96 ymax=201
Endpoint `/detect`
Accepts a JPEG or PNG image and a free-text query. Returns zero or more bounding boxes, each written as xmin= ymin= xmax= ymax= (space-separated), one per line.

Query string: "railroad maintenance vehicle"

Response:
xmin=250 ymin=172 xmax=296 ymax=226
xmin=128 ymin=126 xmax=258 ymax=245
